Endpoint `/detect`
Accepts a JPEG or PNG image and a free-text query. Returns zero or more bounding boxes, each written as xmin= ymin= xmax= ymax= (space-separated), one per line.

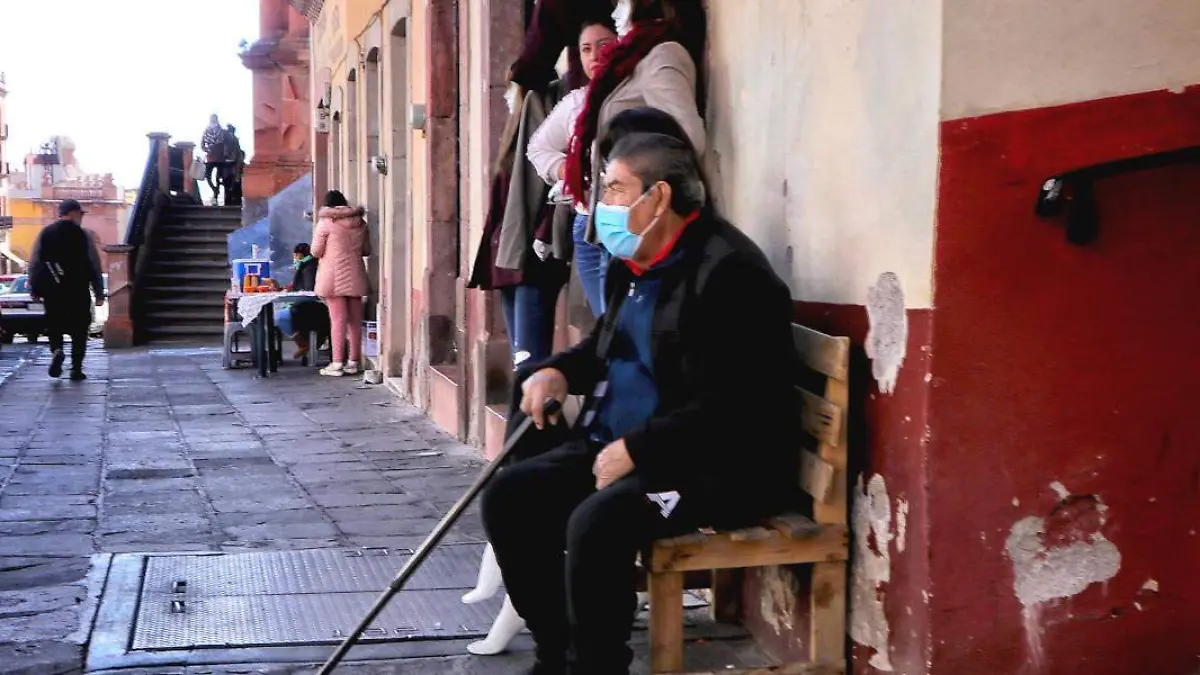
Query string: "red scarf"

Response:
xmin=564 ymin=18 xmax=679 ymax=208
xmin=625 ymin=210 xmax=700 ymax=276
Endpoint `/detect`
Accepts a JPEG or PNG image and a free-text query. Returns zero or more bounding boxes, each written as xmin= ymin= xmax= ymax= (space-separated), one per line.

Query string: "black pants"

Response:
xmin=481 ymin=437 xmax=775 ymax=674
xmin=221 ymin=164 xmax=242 ymax=205
xmin=205 ymin=161 xmax=223 ymax=199
xmin=44 ymin=295 xmax=90 ymax=372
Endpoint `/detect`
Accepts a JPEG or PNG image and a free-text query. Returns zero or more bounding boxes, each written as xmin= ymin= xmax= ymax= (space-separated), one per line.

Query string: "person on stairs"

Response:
xmin=201 ymin=114 xmax=227 ymax=205
xmin=29 ymin=199 xmax=105 ymax=381
xmin=311 ymin=190 xmax=370 ymax=377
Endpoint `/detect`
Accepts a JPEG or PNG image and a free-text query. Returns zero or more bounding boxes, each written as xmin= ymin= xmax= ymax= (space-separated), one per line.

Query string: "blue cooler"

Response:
xmin=233 ymin=259 xmax=272 ymax=288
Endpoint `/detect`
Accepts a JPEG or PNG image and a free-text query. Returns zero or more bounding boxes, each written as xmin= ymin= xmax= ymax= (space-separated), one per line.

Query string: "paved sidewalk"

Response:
xmin=0 ymin=345 xmax=763 ymax=674
xmin=0 ymin=344 xmax=500 ymax=674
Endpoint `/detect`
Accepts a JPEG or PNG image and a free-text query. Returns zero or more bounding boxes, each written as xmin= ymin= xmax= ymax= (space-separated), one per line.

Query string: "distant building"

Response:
xmin=0 ymin=72 xmax=13 ymax=273
xmin=4 ymin=135 xmax=128 ymax=270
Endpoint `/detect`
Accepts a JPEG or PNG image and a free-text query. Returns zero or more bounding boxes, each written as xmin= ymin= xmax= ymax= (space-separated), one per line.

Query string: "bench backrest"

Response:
xmin=793 ymin=324 xmax=850 ymax=526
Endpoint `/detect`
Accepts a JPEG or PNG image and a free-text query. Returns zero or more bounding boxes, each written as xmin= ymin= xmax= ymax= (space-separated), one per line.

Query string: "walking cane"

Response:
xmin=316 ymin=397 xmax=563 ymax=674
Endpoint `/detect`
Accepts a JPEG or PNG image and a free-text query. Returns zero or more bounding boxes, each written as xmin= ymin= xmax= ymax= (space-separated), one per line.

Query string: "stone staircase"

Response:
xmin=137 ymin=204 xmax=240 ymax=344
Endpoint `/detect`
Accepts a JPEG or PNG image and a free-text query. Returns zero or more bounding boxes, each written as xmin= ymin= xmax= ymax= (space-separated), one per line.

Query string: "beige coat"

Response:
xmin=312 ymin=206 xmax=371 ymax=298
xmin=584 ymin=41 xmax=706 ymax=242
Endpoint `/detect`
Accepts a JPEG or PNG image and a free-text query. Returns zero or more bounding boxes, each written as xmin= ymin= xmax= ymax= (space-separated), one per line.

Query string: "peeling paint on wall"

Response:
xmin=865 ymin=272 xmax=908 ymax=395
xmin=1004 ymin=484 xmax=1122 ymax=671
xmin=850 ymin=474 xmax=895 ymax=671
xmin=895 ymin=498 xmax=909 ymax=554
xmin=758 ymin=565 xmax=799 ymax=637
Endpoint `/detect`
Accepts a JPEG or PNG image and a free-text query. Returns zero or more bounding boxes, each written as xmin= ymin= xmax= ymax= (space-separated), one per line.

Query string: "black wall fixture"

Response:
xmin=1035 ymin=145 xmax=1200 ymax=246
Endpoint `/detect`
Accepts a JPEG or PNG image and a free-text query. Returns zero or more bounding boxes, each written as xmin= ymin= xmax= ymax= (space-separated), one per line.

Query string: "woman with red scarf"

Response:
xmin=562 ymin=0 xmax=708 ymax=316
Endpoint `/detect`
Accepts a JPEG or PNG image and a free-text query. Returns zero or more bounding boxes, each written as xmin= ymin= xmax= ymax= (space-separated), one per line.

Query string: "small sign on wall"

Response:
xmin=363 ymin=321 xmax=379 ymax=358
xmin=315 ymin=100 xmax=331 ymax=134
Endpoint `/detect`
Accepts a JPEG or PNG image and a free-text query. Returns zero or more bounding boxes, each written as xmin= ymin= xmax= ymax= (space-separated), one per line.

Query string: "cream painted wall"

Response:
xmin=345 ymin=0 xmax=381 ymax=45
xmin=463 ymin=1 xmax=489 ymax=276
xmin=943 ymin=0 xmax=1200 ymax=120
xmin=705 ymin=0 xmax=941 ymax=308
xmin=410 ymin=0 xmax=429 ymax=295
xmin=380 ymin=1 xmax=411 ymax=376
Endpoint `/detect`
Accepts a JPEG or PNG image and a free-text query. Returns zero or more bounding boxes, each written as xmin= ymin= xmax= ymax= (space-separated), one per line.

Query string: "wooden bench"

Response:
xmin=646 ymin=323 xmax=850 ymax=674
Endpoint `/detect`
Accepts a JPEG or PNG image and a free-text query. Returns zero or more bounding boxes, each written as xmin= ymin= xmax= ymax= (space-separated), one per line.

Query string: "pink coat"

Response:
xmin=312 ymin=206 xmax=371 ymax=298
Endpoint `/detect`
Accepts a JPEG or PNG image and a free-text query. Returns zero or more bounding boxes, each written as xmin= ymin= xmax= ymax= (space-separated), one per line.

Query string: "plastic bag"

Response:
xmin=189 ymin=157 xmax=206 ymax=180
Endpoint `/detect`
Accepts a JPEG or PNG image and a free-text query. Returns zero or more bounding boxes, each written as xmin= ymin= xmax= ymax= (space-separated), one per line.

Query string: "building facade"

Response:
xmin=253 ymin=0 xmax=1200 ymax=672
xmin=0 ymin=72 xmax=13 ymax=272
xmin=4 ymin=137 xmax=126 ymax=270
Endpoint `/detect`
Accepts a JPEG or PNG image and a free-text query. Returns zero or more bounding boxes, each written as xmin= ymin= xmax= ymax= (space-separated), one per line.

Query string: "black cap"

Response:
xmin=57 ymin=199 xmax=86 ymax=217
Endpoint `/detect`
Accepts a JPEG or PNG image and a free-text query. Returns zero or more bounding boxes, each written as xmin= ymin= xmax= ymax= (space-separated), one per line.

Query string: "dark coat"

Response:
xmin=292 ymin=256 xmax=318 ymax=292
xmin=29 ymin=219 xmax=105 ymax=301
xmin=539 ymin=212 xmax=804 ymax=498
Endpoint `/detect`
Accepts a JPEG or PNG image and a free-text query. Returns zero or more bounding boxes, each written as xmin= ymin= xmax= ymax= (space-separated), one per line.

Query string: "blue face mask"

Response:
xmin=593 ymin=190 xmax=658 ymax=260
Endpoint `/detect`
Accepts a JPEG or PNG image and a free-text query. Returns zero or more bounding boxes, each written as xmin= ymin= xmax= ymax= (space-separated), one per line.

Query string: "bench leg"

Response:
xmin=649 ymin=571 xmax=684 ymax=674
xmin=809 ymin=561 xmax=847 ymax=666
xmin=710 ymin=568 xmax=742 ymax=624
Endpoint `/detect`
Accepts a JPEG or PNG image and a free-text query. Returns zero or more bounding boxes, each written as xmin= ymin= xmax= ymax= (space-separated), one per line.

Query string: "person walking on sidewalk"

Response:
xmin=29 ymin=199 xmax=106 ymax=381
xmin=311 ymin=190 xmax=370 ymax=377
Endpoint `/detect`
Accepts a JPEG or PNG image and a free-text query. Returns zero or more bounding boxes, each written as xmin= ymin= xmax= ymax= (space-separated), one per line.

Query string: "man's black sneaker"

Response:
xmin=48 ymin=350 xmax=65 ymax=378
xmin=69 ymin=370 xmax=87 ymax=382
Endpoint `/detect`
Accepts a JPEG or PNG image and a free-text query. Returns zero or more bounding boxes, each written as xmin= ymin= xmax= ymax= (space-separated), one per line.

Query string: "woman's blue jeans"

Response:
xmin=572 ymin=212 xmax=609 ymax=318
xmin=500 ymin=282 xmax=563 ymax=371
xmin=274 ymin=306 xmax=295 ymax=336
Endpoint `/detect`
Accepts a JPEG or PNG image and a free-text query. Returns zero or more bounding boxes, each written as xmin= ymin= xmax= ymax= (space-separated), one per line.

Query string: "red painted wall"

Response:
xmin=929 ymin=86 xmax=1200 ymax=675
xmin=740 ymin=304 xmax=933 ymax=675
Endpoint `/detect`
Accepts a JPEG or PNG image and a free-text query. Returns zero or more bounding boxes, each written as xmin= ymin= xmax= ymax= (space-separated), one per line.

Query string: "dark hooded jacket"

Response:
xmin=29 ymin=219 xmax=105 ymax=302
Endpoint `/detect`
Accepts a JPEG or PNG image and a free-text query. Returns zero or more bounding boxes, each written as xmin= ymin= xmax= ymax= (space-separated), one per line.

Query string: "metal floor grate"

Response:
xmin=132 ymin=589 xmax=503 ymax=650
xmin=130 ymin=544 xmax=501 ymax=651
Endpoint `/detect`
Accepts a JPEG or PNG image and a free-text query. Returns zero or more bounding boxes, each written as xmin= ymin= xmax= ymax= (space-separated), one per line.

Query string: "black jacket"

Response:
xmin=293 ymin=256 xmax=318 ymax=292
xmin=540 ymin=212 xmax=804 ymax=496
xmin=29 ymin=219 xmax=105 ymax=301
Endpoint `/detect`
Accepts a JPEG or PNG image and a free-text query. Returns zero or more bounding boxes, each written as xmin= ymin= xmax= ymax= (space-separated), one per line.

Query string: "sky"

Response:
xmin=0 ymin=0 xmax=259 ymax=190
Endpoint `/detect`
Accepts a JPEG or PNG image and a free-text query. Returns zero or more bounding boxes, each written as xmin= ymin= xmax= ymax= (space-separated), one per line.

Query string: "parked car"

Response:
xmin=0 ymin=276 xmax=46 ymax=343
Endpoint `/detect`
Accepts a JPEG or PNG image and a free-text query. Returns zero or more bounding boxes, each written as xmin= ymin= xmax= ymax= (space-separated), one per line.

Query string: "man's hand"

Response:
xmin=519 ymin=368 xmax=567 ymax=429
xmin=593 ymin=439 xmax=635 ymax=490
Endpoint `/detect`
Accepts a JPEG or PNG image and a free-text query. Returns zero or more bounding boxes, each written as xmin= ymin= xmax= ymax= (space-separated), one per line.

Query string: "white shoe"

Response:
xmin=466 ymin=594 xmax=525 ymax=655
xmin=320 ymin=362 xmax=345 ymax=377
xmin=462 ymin=543 xmax=502 ymax=604
xmin=343 ymin=362 xmax=359 ymax=376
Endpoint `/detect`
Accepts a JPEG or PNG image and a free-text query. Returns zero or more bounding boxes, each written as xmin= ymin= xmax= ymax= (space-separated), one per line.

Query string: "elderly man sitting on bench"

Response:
xmin=480 ymin=132 xmax=805 ymax=675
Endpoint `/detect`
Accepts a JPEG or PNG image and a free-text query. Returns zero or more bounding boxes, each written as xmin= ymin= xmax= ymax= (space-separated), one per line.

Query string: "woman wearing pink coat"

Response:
xmin=311 ymin=190 xmax=371 ymax=376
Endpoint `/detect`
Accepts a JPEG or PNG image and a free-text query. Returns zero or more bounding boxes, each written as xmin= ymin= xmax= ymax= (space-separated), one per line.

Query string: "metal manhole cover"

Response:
xmin=130 ymin=545 xmax=501 ymax=651
xmin=133 ymin=589 xmax=501 ymax=650
xmin=87 ymin=543 xmax=727 ymax=671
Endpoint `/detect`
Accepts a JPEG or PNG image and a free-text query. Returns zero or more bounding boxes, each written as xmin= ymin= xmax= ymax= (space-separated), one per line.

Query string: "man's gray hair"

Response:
xmin=607 ymin=132 xmax=707 ymax=214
